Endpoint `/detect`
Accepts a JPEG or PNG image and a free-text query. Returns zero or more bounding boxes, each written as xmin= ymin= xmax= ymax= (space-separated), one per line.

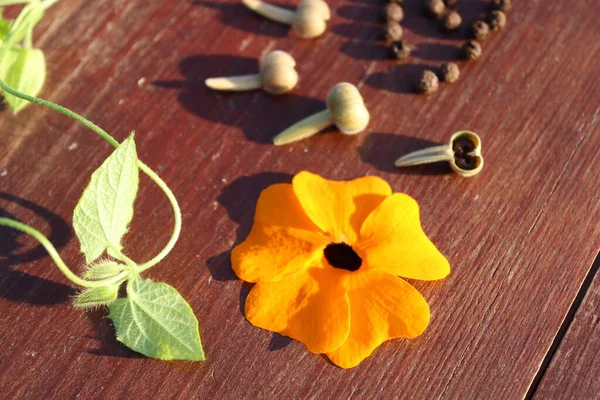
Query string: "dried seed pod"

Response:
xmin=439 ymin=62 xmax=460 ymax=83
xmin=492 ymin=0 xmax=511 ymax=12
xmin=462 ymin=40 xmax=482 ymax=60
xmin=470 ymin=20 xmax=490 ymax=40
xmin=390 ymin=40 xmax=411 ymax=59
xmin=488 ymin=10 xmax=507 ymax=30
xmin=442 ymin=11 xmax=462 ymax=31
xmin=273 ymin=82 xmax=370 ymax=145
xmin=384 ymin=3 xmax=404 ymax=22
xmin=242 ymin=0 xmax=331 ymax=39
xmin=416 ymin=70 xmax=439 ymax=94
xmin=395 ymin=131 xmax=484 ymax=177
xmin=384 ymin=21 xmax=403 ymax=42
xmin=424 ymin=0 xmax=445 ymax=18
xmin=205 ymin=50 xmax=299 ymax=94
xmin=444 ymin=0 xmax=458 ymax=8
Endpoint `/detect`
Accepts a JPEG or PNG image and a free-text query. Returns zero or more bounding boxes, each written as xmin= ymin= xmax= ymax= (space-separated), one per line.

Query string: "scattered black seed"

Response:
xmin=444 ymin=0 xmax=458 ymax=9
xmin=488 ymin=10 xmax=507 ymax=30
xmin=416 ymin=70 xmax=439 ymax=94
xmin=492 ymin=0 xmax=511 ymax=12
xmin=384 ymin=21 xmax=403 ymax=42
xmin=424 ymin=0 xmax=445 ymax=18
xmin=462 ymin=40 xmax=482 ymax=60
xmin=470 ymin=20 xmax=490 ymax=40
xmin=439 ymin=62 xmax=460 ymax=83
xmin=390 ymin=40 xmax=411 ymax=59
xmin=385 ymin=3 xmax=404 ymax=22
xmin=442 ymin=11 xmax=462 ymax=31
xmin=324 ymin=243 xmax=362 ymax=272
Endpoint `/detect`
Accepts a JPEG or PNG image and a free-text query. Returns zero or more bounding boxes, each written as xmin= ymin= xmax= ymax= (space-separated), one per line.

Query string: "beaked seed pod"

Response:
xmin=242 ymin=0 xmax=331 ymax=39
xmin=205 ymin=50 xmax=299 ymax=94
xmin=273 ymin=82 xmax=370 ymax=145
xmin=394 ymin=131 xmax=484 ymax=177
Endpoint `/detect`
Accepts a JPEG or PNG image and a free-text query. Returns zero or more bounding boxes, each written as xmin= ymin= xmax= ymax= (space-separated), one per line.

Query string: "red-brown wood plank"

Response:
xmin=533 ymin=256 xmax=600 ymax=400
xmin=0 ymin=0 xmax=599 ymax=398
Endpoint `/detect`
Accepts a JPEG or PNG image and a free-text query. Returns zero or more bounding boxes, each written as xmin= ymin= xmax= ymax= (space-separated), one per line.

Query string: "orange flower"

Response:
xmin=231 ymin=171 xmax=449 ymax=368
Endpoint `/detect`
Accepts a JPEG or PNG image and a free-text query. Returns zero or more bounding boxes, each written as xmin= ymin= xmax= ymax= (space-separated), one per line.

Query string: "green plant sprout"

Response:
xmin=0 ymin=77 xmax=205 ymax=361
xmin=0 ymin=0 xmax=59 ymax=113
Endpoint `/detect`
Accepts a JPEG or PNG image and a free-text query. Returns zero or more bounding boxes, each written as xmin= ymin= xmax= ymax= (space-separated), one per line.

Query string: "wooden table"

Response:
xmin=1 ymin=0 xmax=598 ymax=398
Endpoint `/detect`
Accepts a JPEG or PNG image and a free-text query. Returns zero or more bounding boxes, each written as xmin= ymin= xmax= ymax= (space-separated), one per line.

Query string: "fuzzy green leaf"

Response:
xmin=73 ymin=284 xmax=119 ymax=308
xmin=0 ymin=10 xmax=12 ymax=41
xmin=108 ymin=277 xmax=204 ymax=361
xmin=73 ymin=135 xmax=139 ymax=265
xmin=2 ymin=46 xmax=45 ymax=113
xmin=83 ymin=262 xmax=126 ymax=280
xmin=2 ymin=2 xmax=43 ymax=48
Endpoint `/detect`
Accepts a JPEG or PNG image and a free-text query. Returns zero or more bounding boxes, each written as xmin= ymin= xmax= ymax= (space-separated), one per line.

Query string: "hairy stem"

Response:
xmin=0 ymin=78 xmax=181 ymax=271
xmin=0 ymin=218 xmax=129 ymax=288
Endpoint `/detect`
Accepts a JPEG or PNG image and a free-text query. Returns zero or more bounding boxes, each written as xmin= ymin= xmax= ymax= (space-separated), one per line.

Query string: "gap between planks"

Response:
xmin=524 ymin=251 xmax=600 ymax=399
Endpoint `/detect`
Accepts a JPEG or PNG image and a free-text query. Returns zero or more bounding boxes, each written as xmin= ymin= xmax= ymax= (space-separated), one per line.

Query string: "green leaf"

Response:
xmin=108 ymin=277 xmax=204 ymax=361
xmin=73 ymin=135 xmax=139 ymax=265
xmin=3 ymin=2 xmax=44 ymax=48
xmin=83 ymin=261 xmax=126 ymax=280
xmin=0 ymin=10 xmax=13 ymax=41
xmin=73 ymin=284 xmax=120 ymax=308
xmin=2 ymin=46 xmax=45 ymax=112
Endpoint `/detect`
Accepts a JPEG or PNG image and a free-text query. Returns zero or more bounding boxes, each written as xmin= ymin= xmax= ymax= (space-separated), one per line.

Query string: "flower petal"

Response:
xmin=245 ymin=266 xmax=350 ymax=354
xmin=326 ymin=270 xmax=430 ymax=369
xmin=231 ymin=183 xmax=327 ymax=283
xmin=292 ymin=171 xmax=392 ymax=244
xmin=358 ymin=193 xmax=450 ymax=280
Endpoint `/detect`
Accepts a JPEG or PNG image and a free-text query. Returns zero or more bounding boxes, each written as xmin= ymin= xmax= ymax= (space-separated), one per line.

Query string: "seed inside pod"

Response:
xmin=439 ymin=62 xmax=460 ymax=83
xmin=488 ymin=10 xmax=507 ymax=30
xmin=384 ymin=21 xmax=403 ymax=42
xmin=492 ymin=0 xmax=511 ymax=12
xmin=462 ymin=40 xmax=482 ymax=60
xmin=454 ymin=155 xmax=481 ymax=171
xmin=442 ymin=10 xmax=462 ymax=31
xmin=416 ymin=70 xmax=439 ymax=94
xmin=470 ymin=20 xmax=490 ymax=40
xmin=390 ymin=40 xmax=411 ymax=59
xmin=384 ymin=3 xmax=404 ymax=22
xmin=424 ymin=0 xmax=445 ymax=18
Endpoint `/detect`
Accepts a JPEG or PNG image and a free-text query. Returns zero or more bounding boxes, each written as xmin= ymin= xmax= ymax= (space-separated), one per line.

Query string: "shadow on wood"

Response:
xmin=192 ymin=0 xmax=288 ymax=38
xmin=205 ymin=172 xmax=293 ymax=282
xmin=153 ymin=55 xmax=325 ymax=144
xmin=358 ymin=132 xmax=453 ymax=175
xmin=0 ymin=193 xmax=75 ymax=305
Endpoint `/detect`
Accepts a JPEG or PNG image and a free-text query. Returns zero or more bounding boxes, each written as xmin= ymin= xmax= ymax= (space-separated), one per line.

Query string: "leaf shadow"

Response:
xmin=84 ymin=309 xmax=145 ymax=359
xmin=358 ymin=132 xmax=453 ymax=175
xmin=191 ymin=0 xmax=289 ymax=38
xmin=0 ymin=193 xmax=76 ymax=305
xmin=153 ymin=54 xmax=325 ymax=144
xmin=205 ymin=172 xmax=293 ymax=282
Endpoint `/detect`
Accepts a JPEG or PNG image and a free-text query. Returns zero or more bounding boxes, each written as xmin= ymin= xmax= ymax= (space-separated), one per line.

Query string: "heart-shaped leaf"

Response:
xmin=73 ymin=134 xmax=139 ymax=265
xmin=108 ymin=277 xmax=204 ymax=361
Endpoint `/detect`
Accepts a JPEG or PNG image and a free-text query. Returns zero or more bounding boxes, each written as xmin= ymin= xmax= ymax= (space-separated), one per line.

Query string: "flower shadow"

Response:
xmin=358 ymin=132 xmax=453 ymax=175
xmin=205 ymin=172 xmax=293 ymax=282
xmin=191 ymin=0 xmax=288 ymax=38
xmin=0 ymin=193 xmax=75 ymax=305
xmin=153 ymin=54 xmax=325 ymax=144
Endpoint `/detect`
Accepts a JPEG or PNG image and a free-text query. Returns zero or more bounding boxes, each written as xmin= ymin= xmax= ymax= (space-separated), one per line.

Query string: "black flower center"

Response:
xmin=323 ymin=242 xmax=362 ymax=272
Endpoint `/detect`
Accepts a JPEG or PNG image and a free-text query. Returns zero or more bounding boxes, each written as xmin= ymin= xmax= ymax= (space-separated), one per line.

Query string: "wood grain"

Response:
xmin=0 ymin=0 xmax=599 ymax=398
xmin=533 ymin=255 xmax=600 ymax=400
